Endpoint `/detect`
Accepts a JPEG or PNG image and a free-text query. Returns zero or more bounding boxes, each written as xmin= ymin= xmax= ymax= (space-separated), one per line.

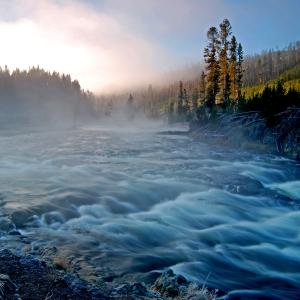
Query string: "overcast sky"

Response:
xmin=0 ymin=0 xmax=299 ymax=92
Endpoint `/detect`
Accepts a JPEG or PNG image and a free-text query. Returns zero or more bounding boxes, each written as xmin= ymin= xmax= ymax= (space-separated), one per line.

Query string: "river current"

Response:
xmin=0 ymin=124 xmax=299 ymax=299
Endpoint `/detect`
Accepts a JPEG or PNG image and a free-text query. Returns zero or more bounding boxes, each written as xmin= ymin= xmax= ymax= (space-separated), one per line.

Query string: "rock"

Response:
xmin=152 ymin=270 xmax=219 ymax=300
xmin=0 ymin=274 xmax=17 ymax=299
xmin=0 ymin=217 xmax=15 ymax=234
xmin=0 ymin=249 xmax=108 ymax=300
xmin=152 ymin=269 xmax=189 ymax=298
xmin=111 ymin=282 xmax=160 ymax=299
xmin=0 ymin=250 xmax=220 ymax=300
xmin=8 ymin=230 xmax=21 ymax=236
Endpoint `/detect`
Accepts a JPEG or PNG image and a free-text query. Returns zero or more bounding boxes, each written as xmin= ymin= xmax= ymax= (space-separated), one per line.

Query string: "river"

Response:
xmin=0 ymin=123 xmax=299 ymax=299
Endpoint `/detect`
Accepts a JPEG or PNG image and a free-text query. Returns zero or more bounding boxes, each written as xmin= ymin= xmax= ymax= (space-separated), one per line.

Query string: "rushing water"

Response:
xmin=0 ymin=124 xmax=300 ymax=299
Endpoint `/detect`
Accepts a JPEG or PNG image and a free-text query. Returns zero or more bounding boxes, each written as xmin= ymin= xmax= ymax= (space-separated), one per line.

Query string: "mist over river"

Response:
xmin=0 ymin=123 xmax=300 ymax=299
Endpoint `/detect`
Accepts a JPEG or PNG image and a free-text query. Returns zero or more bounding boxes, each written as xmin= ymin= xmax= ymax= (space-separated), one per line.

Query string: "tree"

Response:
xmin=0 ymin=66 xmax=96 ymax=129
xmin=229 ymin=35 xmax=238 ymax=100
xmin=126 ymin=93 xmax=136 ymax=120
xmin=199 ymin=71 xmax=206 ymax=105
xmin=219 ymin=19 xmax=232 ymax=104
xmin=105 ymin=99 xmax=113 ymax=117
xmin=237 ymin=43 xmax=244 ymax=99
xmin=183 ymin=88 xmax=189 ymax=114
xmin=204 ymin=26 xmax=220 ymax=108
xmin=191 ymin=88 xmax=199 ymax=112
xmin=168 ymin=98 xmax=175 ymax=123
xmin=128 ymin=93 xmax=134 ymax=105
xmin=177 ymin=81 xmax=184 ymax=116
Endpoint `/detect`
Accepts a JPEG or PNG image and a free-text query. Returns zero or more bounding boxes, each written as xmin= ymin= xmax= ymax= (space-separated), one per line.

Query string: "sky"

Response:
xmin=0 ymin=0 xmax=299 ymax=92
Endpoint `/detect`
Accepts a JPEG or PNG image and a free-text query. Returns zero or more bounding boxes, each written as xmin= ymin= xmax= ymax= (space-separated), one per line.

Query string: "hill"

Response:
xmin=243 ymin=62 xmax=300 ymax=98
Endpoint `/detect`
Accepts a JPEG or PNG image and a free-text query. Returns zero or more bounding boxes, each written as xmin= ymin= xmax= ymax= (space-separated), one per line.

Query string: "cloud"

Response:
xmin=0 ymin=0 xmax=174 ymax=92
xmin=0 ymin=0 xmax=298 ymax=92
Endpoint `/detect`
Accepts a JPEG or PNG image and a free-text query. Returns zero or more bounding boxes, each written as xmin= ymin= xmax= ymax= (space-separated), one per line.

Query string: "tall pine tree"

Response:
xmin=237 ymin=43 xmax=244 ymax=99
xmin=219 ymin=19 xmax=232 ymax=105
xmin=204 ymin=27 xmax=220 ymax=108
xmin=229 ymin=35 xmax=238 ymax=100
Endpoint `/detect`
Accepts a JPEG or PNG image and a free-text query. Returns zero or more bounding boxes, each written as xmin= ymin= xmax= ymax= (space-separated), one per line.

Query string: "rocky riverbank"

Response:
xmin=0 ymin=247 xmax=220 ymax=300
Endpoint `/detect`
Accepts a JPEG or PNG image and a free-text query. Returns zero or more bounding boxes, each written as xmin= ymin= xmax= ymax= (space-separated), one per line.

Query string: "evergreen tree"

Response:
xmin=199 ymin=71 xmax=206 ymax=105
xmin=105 ymin=99 xmax=113 ymax=117
xmin=191 ymin=88 xmax=199 ymax=112
xmin=204 ymin=27 xmax=220 ymax=108
xmin=128 ymin=93 xmax=134 ymax=105
xmin=177 ymin=81 xmax=184 ymax=116
xmin=183 ymin=88 xmax=189 ymax=114
xmin=126 ymin=93 xmax=136 ymax=120
xmin=229 ymin=35 xmax=238 ymax=100
xmin=219 ymin=19 xmax=232 ymax=105
xmin=168 ymin=98 xmax=175 ymax=123
xmin=237 ymin=43 xmax=244 ymax=99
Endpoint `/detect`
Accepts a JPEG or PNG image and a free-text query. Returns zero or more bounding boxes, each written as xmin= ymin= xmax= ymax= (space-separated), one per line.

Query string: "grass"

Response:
xmin=179 ymin=282 xmax=218 ymax=300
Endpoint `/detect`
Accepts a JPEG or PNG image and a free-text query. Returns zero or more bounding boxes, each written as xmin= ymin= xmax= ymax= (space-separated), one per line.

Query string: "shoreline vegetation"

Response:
xmin=170 ymin=19 xmax=300 ymax=160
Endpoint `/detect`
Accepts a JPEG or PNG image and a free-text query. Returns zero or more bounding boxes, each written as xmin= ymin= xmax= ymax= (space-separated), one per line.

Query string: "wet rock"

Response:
xmin=8 ymin=230 xmax=21 ymax=236
xmin=0 ymin=217 xmax=15 ymax=233
xmin=152 ymin=269 xmax=189 ymax=298
xmin=111 ymin=282 xmax=160 ymax=299
xmin=0 ymin=274 xmax=17 ymax=299
xmin=0 ymin=249 xmax=108 ymax=300
xmin=226 ymin=178 xmax=264 ymax=195
xmin=10 ymin=211 xmax=32 ymax=229
xmin=152 ymin=270 xmax=219 ymax=300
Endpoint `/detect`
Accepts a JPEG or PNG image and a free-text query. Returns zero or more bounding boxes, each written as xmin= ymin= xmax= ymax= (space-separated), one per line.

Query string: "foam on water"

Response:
xmin=0 ymin=126 xmax=299 ymax=298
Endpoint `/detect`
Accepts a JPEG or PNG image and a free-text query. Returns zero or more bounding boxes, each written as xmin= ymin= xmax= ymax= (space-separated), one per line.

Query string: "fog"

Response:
xmin=0 ymin=0 xmax=231 ymax=93
xmin=0 ymin=0 xmax=173 ymax=92
xmin=0 ymin=2 xmax=299 ymax=299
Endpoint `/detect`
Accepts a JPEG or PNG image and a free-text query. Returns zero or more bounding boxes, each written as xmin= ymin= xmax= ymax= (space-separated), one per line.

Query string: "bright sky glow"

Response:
xmin=0 ymin=0 xmax=299 ymax=92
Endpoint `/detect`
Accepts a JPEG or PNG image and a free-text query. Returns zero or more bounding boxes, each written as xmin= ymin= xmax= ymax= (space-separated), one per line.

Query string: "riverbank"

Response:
xmin=0 ymin=247 xmax=220 ymax=299
xmin=189 ymin=110 xmax=300 ymax=160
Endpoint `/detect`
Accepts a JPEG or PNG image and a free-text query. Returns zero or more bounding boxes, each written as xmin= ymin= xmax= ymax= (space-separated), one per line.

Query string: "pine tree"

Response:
xmin=219 ymin=19 xmax=232 ymax=105
xmin=204 ymin=27 xmax=220 ymax=108
xmin=183 ymin=88 xmax=189 ymax=113
xmin=177 ymin=81 xmax=184 ymax=116
xmin=229 ymin=35 xmax=238 ymax=100
xmin=237 ymin=43 xmax=244 ymax=99
xmin=168 ymin=98 xmax=175 ymax=123
xmin=199 ymin=71 xmax=206 ymax=104
xmin=191 ymin=88 xmax=199 ymax=112
xmin=128 ymin=93 xmax=134 ymax=105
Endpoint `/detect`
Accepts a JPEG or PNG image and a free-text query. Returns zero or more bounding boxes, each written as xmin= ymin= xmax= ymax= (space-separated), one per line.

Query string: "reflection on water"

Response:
xmin=0 ymin=125 xmax=299 ymax=298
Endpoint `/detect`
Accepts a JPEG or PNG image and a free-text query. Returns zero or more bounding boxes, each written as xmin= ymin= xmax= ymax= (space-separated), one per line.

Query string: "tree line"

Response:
xmin=0 ymin=66 xmax=96 ymax=129
xmin=137 ymin=20 xmax=300 ymax=125
xmin=244 ymin=41 xmax=300 ymax=86
xmin=99 ymin=20 xmax=245 ymax=120
xmin=166 ymin=19 xmax=244 ymax=123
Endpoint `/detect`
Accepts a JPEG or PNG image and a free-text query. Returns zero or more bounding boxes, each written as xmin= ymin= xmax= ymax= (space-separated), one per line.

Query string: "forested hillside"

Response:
xmin=243 ymin=62 xmax=300 ymax=98
xmin=0 ymin=66 xmax=96 ymax=130
xmin=97 ymin=19 xmax=300 ymax=157
xmin=244 ymin=41 xmax=300 ymax=86
xmin=98 ymin=39 xmax=300 ymax=120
